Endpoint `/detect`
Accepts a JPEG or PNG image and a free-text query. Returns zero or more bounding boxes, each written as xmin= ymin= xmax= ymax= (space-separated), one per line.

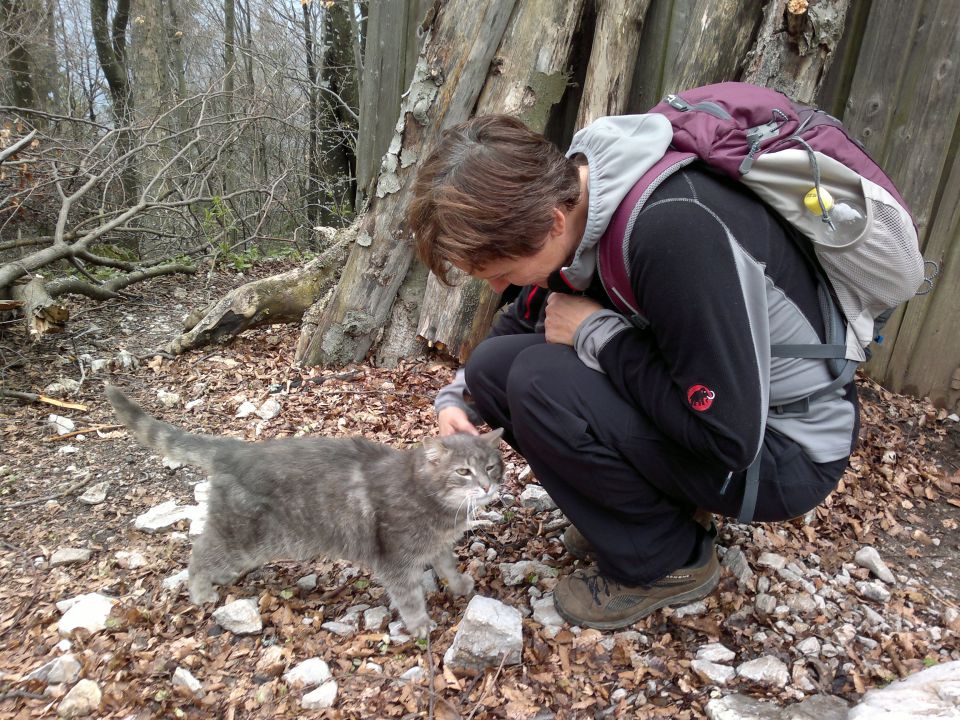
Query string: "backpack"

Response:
xmin=595 ymin=82 xmax=927 ymax=521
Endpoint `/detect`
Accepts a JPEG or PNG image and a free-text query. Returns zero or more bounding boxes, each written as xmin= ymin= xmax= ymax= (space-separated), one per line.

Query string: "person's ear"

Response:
xmin=550 ymin=207 xmax=566 ymax=238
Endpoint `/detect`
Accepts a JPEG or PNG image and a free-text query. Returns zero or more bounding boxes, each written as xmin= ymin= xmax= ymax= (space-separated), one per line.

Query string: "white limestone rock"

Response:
xmin=284 ymin=657 xmax=332 ymax=688
xmin=57 ymin=679 xmax=101 ymax=718
xmin=57 ymin=593 xmax=117 ymax=637
xmin=499 ymin=560 xmax=558 ymax=586
xmin=172 ymin=667 xmax=204 ymax=698
xmin=133 ymin=500 xmax=202 ymax=533
xmin=531 ymin=595 xmax=564 ymax=628
xmin=697 ymin=643 xmax=736 ymax=664
xmin=50 ymin=548 xmax=92 ymax=567
xmin=847 ymin=660 xmax=960 ymax=719
xmin=212 ymin=599 xmax=262 ymax=635
xmin=78 ymin=482 xmax=109 ymax=505
xmin=27 ymin=654 xmax=81 ymax=685
xmin=301 ymin=680 xmax=338 ymax=710
xmin=443 ymin=596 xmax=523 ymax=672
xmin=736 ymin=655 xmax=790 ymax=687
xmin=518 ymin=485 xmax=557 ymax=511
xmin=691 ymin=658 xmax=735 ymax=686
xmin=363 ymin=606 xmax=390 ymax=632
xmin=854 ymin=546 xmax=896 ymax=584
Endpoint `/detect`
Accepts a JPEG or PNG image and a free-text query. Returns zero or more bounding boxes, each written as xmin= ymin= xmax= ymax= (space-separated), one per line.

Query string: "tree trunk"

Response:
xmin=354 ymin=0 xmax=430 ymax=209
xmin=743 ymin=0 xmax=851 ymax=104
xmin=1 ymin=0 xmax=38 ymax=109
xmin=11 ymin=277 xmax=68 ymax=338
xmin=301 ymin=0 xmax=321 ymax=233
xmin=90 ymin=0 xmax=137 ymax=205
xmin=319 ymin=0 xmax=360 ymax=221
xmin=668 ymin=0 xmax=765 ymax=93
xmin=415 ymin=0 xmax=587 ymax=363
xmin=224 ymin=0 xmax=237 ymax=118
xmin=293 ymin=0 xmax=518 ymax=368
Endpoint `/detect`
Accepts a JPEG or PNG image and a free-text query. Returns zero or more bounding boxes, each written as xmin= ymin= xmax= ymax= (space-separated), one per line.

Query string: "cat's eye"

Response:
xmin=456 ymin=468 xmax=472 ymax=476
xmin=486 ymin=464 xmax=497 ymax=472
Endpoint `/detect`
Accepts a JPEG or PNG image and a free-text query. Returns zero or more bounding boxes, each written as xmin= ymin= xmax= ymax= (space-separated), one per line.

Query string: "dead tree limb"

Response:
xmin=165 ymin=230 xmax=352 ymax=355
xmin=10 ymin=277 xmax=69 ymax=337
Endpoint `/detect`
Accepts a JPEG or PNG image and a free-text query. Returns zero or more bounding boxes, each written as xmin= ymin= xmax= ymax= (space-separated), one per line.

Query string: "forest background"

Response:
xmin=1 ymin=0 xmax=958 ymax=407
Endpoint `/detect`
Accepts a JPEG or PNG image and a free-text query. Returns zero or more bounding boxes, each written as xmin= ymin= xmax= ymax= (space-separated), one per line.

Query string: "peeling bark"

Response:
xmin=11 ymin=277 xmax=68 ymax=338
xmin=415 ymin=0 xmax=586 ymax=363
xmin=743 ymin=0 xmax=852 ymax=103
xmin=294 ymin=0 xmax=518 ymax=368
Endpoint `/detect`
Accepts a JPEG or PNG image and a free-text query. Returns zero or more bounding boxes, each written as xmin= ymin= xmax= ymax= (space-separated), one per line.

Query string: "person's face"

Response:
xmin=468 ymin=208 xmax=576 ymax=292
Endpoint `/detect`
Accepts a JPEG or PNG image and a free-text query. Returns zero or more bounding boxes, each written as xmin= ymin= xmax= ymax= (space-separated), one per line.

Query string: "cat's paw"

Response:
xmin=188 ymin=582 xmax=219 ymax=605
xmin=467 ymin=519 xmax=494 ymax=530
xmin=445 ymin=572 xmax=474 ymax=598
xmin=404 ymin=615 xmax=437 ymax=640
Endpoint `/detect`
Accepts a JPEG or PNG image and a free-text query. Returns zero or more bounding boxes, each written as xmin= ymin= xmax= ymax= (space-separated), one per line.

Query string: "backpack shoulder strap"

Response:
xmin=597 ymin=150 xmax=697 ymax=324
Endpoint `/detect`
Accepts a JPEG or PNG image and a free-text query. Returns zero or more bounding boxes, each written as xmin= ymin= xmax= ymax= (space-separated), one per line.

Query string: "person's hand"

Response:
xmin=437 ymin=406 xmax=479 ymax=436
xmin=545 ymin=293 xmax=603 ymax=346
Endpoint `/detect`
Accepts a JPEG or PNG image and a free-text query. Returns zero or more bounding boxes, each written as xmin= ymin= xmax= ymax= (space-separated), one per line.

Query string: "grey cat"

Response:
xmin=105 ymin=385 xmax=503 ymax=637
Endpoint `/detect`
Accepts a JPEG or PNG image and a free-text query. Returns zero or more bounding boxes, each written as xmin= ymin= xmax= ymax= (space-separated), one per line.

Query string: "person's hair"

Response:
xmin=408 ymin=114 xmax=582 ymax=285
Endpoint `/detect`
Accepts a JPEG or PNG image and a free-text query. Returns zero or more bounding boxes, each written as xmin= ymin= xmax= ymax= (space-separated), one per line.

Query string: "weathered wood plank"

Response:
xmin=666 ymin=0 xmax=764 ymax=92
xmin=575 ymin=0 xmax=651 ymax=128
xmin=629 ymin=0 xmax=693 ymax=112
xmin=415 ymin=0 xmax=587 ymax=363
xmin=355 ymin=0 xmax=432 ymax=207
xmin=849 ymin=0 xmax=960 ymax=385
xmin=882 ymin=138 xmax=960 ymax=407
xmin=295 ymin=0 xmax=518 ymax=367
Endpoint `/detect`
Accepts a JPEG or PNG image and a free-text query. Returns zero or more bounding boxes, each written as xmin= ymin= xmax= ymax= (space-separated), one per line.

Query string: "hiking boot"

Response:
xmin=553 ymin=526 xmax=720 ymax=630
xmin=563 ymin=510 xmax=714 ymax=560
xmin=561 ymin=524 xmax=594 ymax=560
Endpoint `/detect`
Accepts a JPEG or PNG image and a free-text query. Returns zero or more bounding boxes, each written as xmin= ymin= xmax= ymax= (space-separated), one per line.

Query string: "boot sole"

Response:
xmin=554 ymin=563 xmax=721 ymax=631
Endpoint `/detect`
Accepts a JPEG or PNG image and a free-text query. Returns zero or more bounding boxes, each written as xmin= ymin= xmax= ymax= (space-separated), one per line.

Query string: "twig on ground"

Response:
xmin=427 ymin=633 xmax=435 ymax=720
xmin=48 ymin=424 xmax=122 ymax=441
xmin=466 ymin=653 xmax=508 ymax=720
xmin=0 ymin=389 xmax=87 ymax=411
xmin=0 ymin=477 xmax=90 ymax=510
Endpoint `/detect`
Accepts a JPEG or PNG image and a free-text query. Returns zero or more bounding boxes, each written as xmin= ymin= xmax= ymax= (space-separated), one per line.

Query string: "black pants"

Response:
xmin=465 ymin=333 xmax=850 ymax=585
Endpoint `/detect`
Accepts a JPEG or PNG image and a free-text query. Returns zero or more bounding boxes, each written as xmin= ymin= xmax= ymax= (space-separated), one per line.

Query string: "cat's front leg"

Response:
xmin=432 ymin=550 xmax=474 ymax=598
xmin=380 ymin=568 xmax=434 ymax=638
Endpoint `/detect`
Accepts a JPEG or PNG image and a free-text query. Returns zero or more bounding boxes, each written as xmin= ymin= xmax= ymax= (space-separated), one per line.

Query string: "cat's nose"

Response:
xmin=480 ymin=483 xmax=490 ymax=492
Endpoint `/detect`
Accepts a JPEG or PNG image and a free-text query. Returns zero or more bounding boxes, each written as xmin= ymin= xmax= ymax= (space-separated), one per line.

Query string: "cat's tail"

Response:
xmin=105 ymin=385 xmax=224 ymax=470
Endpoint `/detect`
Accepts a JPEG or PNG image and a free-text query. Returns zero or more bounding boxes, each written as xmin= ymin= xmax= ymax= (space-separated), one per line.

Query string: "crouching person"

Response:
xmin=406 ymin=114 xmax=857 ymax=629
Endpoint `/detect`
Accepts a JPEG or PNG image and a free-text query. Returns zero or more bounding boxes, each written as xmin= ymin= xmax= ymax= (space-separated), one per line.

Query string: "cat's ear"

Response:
xmin=422 ymin=437 xmax=447 ymax=464
xmin=480 ymin=428 xmax=504 ymax=446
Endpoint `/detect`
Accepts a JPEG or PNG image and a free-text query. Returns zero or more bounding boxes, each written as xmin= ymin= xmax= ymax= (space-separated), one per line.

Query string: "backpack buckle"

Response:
xmin=771 ymin=397 xmax=810 ymax=416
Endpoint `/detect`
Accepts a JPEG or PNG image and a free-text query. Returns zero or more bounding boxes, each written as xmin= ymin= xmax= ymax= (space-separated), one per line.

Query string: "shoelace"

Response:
xmin=584 ymin=572 xmax=613 ymax=605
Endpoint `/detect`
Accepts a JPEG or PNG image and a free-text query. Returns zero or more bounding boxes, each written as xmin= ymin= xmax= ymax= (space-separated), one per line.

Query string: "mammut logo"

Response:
xmin=687 ymin=385 xmax=715 ymax=412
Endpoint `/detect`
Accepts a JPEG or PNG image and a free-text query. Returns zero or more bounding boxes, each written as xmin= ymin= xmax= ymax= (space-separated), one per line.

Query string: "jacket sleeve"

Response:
xmin=592 ymin=198 xmax=768 ymax=471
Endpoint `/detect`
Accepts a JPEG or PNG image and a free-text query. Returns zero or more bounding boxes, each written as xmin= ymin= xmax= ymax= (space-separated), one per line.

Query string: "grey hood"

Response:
xmin=559 ymin=114 xmax=674 ymax=290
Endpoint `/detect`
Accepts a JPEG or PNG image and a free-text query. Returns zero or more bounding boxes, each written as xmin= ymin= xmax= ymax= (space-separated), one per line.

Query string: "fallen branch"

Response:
xmin=166 ymin=232 xmax=350 ymax=355
xmin=0 ymin=389 xmax=87 ymax=410
xmin=10 ymin=277 xmax=68 ymax=338
xmin=47 ymin=263 xmax=196 ymax=300
xmin=48 ymin=424 xmax=122 ymax=441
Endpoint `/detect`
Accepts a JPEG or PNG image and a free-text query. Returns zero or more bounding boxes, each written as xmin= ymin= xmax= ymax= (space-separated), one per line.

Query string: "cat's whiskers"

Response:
xmin=453 ymin=494 xmax=470 ymax=526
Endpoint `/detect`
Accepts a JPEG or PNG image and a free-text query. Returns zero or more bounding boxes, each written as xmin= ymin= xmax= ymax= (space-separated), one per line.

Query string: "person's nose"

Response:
xmin=486 ymin=278 xmax=511 ymax=293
